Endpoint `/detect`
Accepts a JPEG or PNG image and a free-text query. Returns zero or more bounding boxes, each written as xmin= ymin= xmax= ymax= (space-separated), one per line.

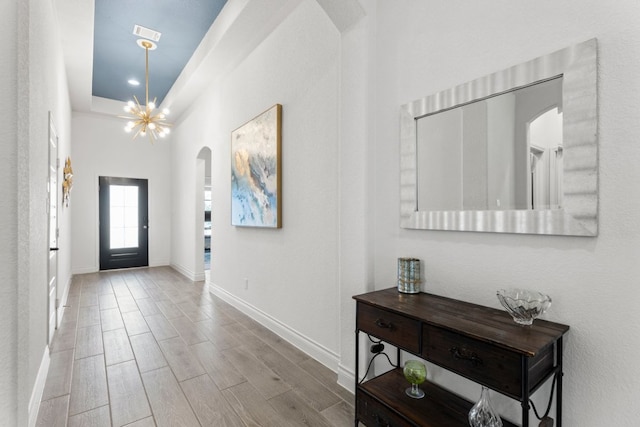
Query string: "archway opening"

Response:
xmin=196 ymin=147 xmax=212 ymax=276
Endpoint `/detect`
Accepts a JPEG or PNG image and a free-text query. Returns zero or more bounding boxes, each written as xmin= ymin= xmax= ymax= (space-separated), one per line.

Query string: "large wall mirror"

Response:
xmin=400 ymin=39 xmax=598 ymax=236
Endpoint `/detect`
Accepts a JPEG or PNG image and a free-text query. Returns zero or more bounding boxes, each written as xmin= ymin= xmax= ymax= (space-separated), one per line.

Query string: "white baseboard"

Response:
xmin=56 ymin=276 xmax=72 ymax=326
xmin=207 ymin=283 xmax=341 ymax=374
xmin=73 ymin=261 xmax=171 ymax=276
xmin=28 ymin=347 xmax=51 ymax=427
xmin=149 ymin=259 xmax=171 ymax=268
xmin=32 ymin=276 xmax=74 ymax=425
xmin=71 ymin=266 xmax=97 ymax=275
xmin=337 ymin=362 xmax=355 ymax=394
xmin=170 ymin=262 xmax=204 ymax=282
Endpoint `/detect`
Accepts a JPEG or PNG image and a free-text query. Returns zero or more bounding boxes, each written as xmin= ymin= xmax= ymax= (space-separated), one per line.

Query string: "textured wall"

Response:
xmin=25 ymin=2 xmax=73 ymax=421
xmin=70 ymin=113 xmax=172 ymax=274
xmin=371 ymin=1 xmax=640 ymax=425
xmin=0 ymin=1 xmax=19 ymax=423
xmin=1 ymin=0 xmax=73 ymax=423
xmin=171 ymin=0 xmax=342 ymax=363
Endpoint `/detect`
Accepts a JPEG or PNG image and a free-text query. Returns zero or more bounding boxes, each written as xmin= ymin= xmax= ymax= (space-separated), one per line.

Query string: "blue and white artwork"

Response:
xmin=231 ymin=104 xmax=282 ymax=227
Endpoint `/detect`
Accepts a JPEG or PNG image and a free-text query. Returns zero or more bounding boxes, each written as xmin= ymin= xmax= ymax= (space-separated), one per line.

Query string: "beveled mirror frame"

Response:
xmin=400 ymin=39 xmax=598 ymax=236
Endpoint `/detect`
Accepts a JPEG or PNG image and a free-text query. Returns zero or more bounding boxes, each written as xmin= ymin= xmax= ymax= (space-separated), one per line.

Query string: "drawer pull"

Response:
xmin=450 ymin=346 xmax=483 ymax=367
xmin=374 ymin=318 xmax=394 ymax=330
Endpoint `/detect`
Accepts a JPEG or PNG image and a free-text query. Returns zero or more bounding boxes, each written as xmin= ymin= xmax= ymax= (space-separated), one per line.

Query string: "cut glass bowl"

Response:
xmin=496 ymin=289 xmax=551 ymax=326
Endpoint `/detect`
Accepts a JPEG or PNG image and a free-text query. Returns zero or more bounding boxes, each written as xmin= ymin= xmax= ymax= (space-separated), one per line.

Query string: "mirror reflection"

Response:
xmin=400 ymin=39 xmax=597 ymax=235
xmin=416 ymin=76 xmax=563 ymax=212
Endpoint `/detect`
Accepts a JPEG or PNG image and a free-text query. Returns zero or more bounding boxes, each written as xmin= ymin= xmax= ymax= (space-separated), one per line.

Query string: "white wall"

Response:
xmin=0 ymin=1 xmax=20 ymax=423
xmin=171 ymin=0 xmax=343 ymax=368
xmin=486 ymin=94 xmax=516 ymax=209
xmin=371 ymin=1 xmax=640 ymax=425
xmin=335 ymin=0 xmax=371 ymax=389
xmin=1 ymin=0 xmax=72 ymax=424
xmin=20 ymin=1 xmax=639 ymax=425
xmin=26 ymin=1 xmax=74 ymax=424
xmin=462 ymin=101 xmax=488 ymax=210
xmin=417 ymin=108 xmax=463 ymax=210
xmin=71 ymin=113 xmax=171 ymax=273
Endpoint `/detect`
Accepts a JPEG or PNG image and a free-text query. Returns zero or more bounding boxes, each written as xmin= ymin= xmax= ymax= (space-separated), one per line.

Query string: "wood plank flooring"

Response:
xmin=37 ymin=267 xmax=354 ymax=426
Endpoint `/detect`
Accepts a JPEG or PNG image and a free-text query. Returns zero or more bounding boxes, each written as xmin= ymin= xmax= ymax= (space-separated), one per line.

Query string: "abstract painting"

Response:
xmin=231 ymin=104 xmax=282 ymax=228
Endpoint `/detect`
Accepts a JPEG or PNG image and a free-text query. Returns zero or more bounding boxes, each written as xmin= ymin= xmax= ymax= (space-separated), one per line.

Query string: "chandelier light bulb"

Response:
xmin=148 ymin=101 xmax=156 ymax=110
xmin=162 ymin=108 xmax=170 ymax=115
xmin=149 ymin=123 xmax=156 ymax=130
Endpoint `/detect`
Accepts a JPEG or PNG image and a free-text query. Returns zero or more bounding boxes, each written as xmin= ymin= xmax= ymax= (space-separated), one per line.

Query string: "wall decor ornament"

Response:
xmin=62 ymin=156 xmax=73 ymax=207
xmin=231 ymin=104 xmax=282 ymax=228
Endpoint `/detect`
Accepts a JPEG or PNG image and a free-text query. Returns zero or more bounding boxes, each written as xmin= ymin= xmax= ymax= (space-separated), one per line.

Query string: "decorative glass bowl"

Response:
xmin=496 ymin=289 xmax=551 ymax=326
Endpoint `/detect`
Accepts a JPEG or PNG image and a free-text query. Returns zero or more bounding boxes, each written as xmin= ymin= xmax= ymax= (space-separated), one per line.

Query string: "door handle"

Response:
xmin=50 ymin=247 xmax=59 ymax=251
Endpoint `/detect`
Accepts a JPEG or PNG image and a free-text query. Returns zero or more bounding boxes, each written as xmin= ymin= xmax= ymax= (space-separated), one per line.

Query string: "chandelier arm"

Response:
xmin=133 ymin=126 xmax=145 ymax=139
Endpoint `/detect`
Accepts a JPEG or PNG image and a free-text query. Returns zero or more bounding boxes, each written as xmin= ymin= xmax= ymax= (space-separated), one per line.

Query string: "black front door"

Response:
xmin=99 ymin=176 xmax=149 ymax=270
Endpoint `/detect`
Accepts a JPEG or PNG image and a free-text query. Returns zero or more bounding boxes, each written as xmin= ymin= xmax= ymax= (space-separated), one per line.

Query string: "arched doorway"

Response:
xmin=527 ymin=106 xmax=563 ymax=210
xmin=196 ymin=147 xmax=212 ymax=279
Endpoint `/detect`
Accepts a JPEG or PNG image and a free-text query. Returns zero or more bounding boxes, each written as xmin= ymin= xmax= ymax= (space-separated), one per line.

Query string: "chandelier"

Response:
xmin=121 ymin=39 xmax=171 ymax=141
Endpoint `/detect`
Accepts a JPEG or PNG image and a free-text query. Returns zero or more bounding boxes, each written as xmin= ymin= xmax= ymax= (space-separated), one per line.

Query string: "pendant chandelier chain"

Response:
xmin=144 ymin=42 xmax=150 ymax=107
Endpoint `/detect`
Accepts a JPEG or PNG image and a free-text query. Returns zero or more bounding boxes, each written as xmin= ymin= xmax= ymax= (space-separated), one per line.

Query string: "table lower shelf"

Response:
xmin=356 ymin=368 xmax=517 ymax=427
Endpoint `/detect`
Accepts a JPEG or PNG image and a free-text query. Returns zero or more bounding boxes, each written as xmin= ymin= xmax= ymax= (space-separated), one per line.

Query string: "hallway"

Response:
xmin=35 ymin=267 xmax=353 ymax=426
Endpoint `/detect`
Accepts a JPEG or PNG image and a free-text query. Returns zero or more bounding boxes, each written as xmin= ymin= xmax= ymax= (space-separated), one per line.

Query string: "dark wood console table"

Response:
xmin=353 ymin=288 xmax=569 ymax=427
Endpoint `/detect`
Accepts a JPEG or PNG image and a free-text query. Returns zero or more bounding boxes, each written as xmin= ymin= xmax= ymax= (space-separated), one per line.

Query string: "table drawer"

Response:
xmin=357 ymin=303 xmax=421 ymax=353
xmin=422 ymin=325 xmax=522 ymax=397
xmin=357 ymin=389 xmax=413 ymax=427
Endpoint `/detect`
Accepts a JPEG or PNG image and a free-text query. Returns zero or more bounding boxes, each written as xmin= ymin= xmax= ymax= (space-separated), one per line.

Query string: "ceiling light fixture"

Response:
xmin=120 ymin=39 xmax=171 ymax=142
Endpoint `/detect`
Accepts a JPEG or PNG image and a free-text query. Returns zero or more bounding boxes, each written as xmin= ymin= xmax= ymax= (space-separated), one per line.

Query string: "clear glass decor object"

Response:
xmin=468 ymin=386 xmax=503 ymax=427
xmin=403 ymin=360 xmax=427 ymax=399
xmin=496 ymin=288 xmax=552 ymax=326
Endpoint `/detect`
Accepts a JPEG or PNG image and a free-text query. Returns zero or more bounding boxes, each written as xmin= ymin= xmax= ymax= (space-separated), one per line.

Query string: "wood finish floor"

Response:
xmin=36 ymin=267 xmax=354 ymax=426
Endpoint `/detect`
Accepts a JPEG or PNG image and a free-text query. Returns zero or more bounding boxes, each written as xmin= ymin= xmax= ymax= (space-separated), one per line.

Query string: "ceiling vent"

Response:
xmin=133 ymin=25 xmax=161 ymax=42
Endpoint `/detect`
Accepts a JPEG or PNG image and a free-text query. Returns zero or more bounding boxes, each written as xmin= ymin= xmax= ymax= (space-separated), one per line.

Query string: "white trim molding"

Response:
xmin=208 ymin=283 xmax=341 ymax=374
xmin=56 ymin=276 xmax=72 ymax=326
xmin=337 ymin=363 xmax=355 ymax=394
xmin=28 ymin=347 xmax=51 ymax=427
xmin=171 ymin=262 xmax=205 ymax=282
